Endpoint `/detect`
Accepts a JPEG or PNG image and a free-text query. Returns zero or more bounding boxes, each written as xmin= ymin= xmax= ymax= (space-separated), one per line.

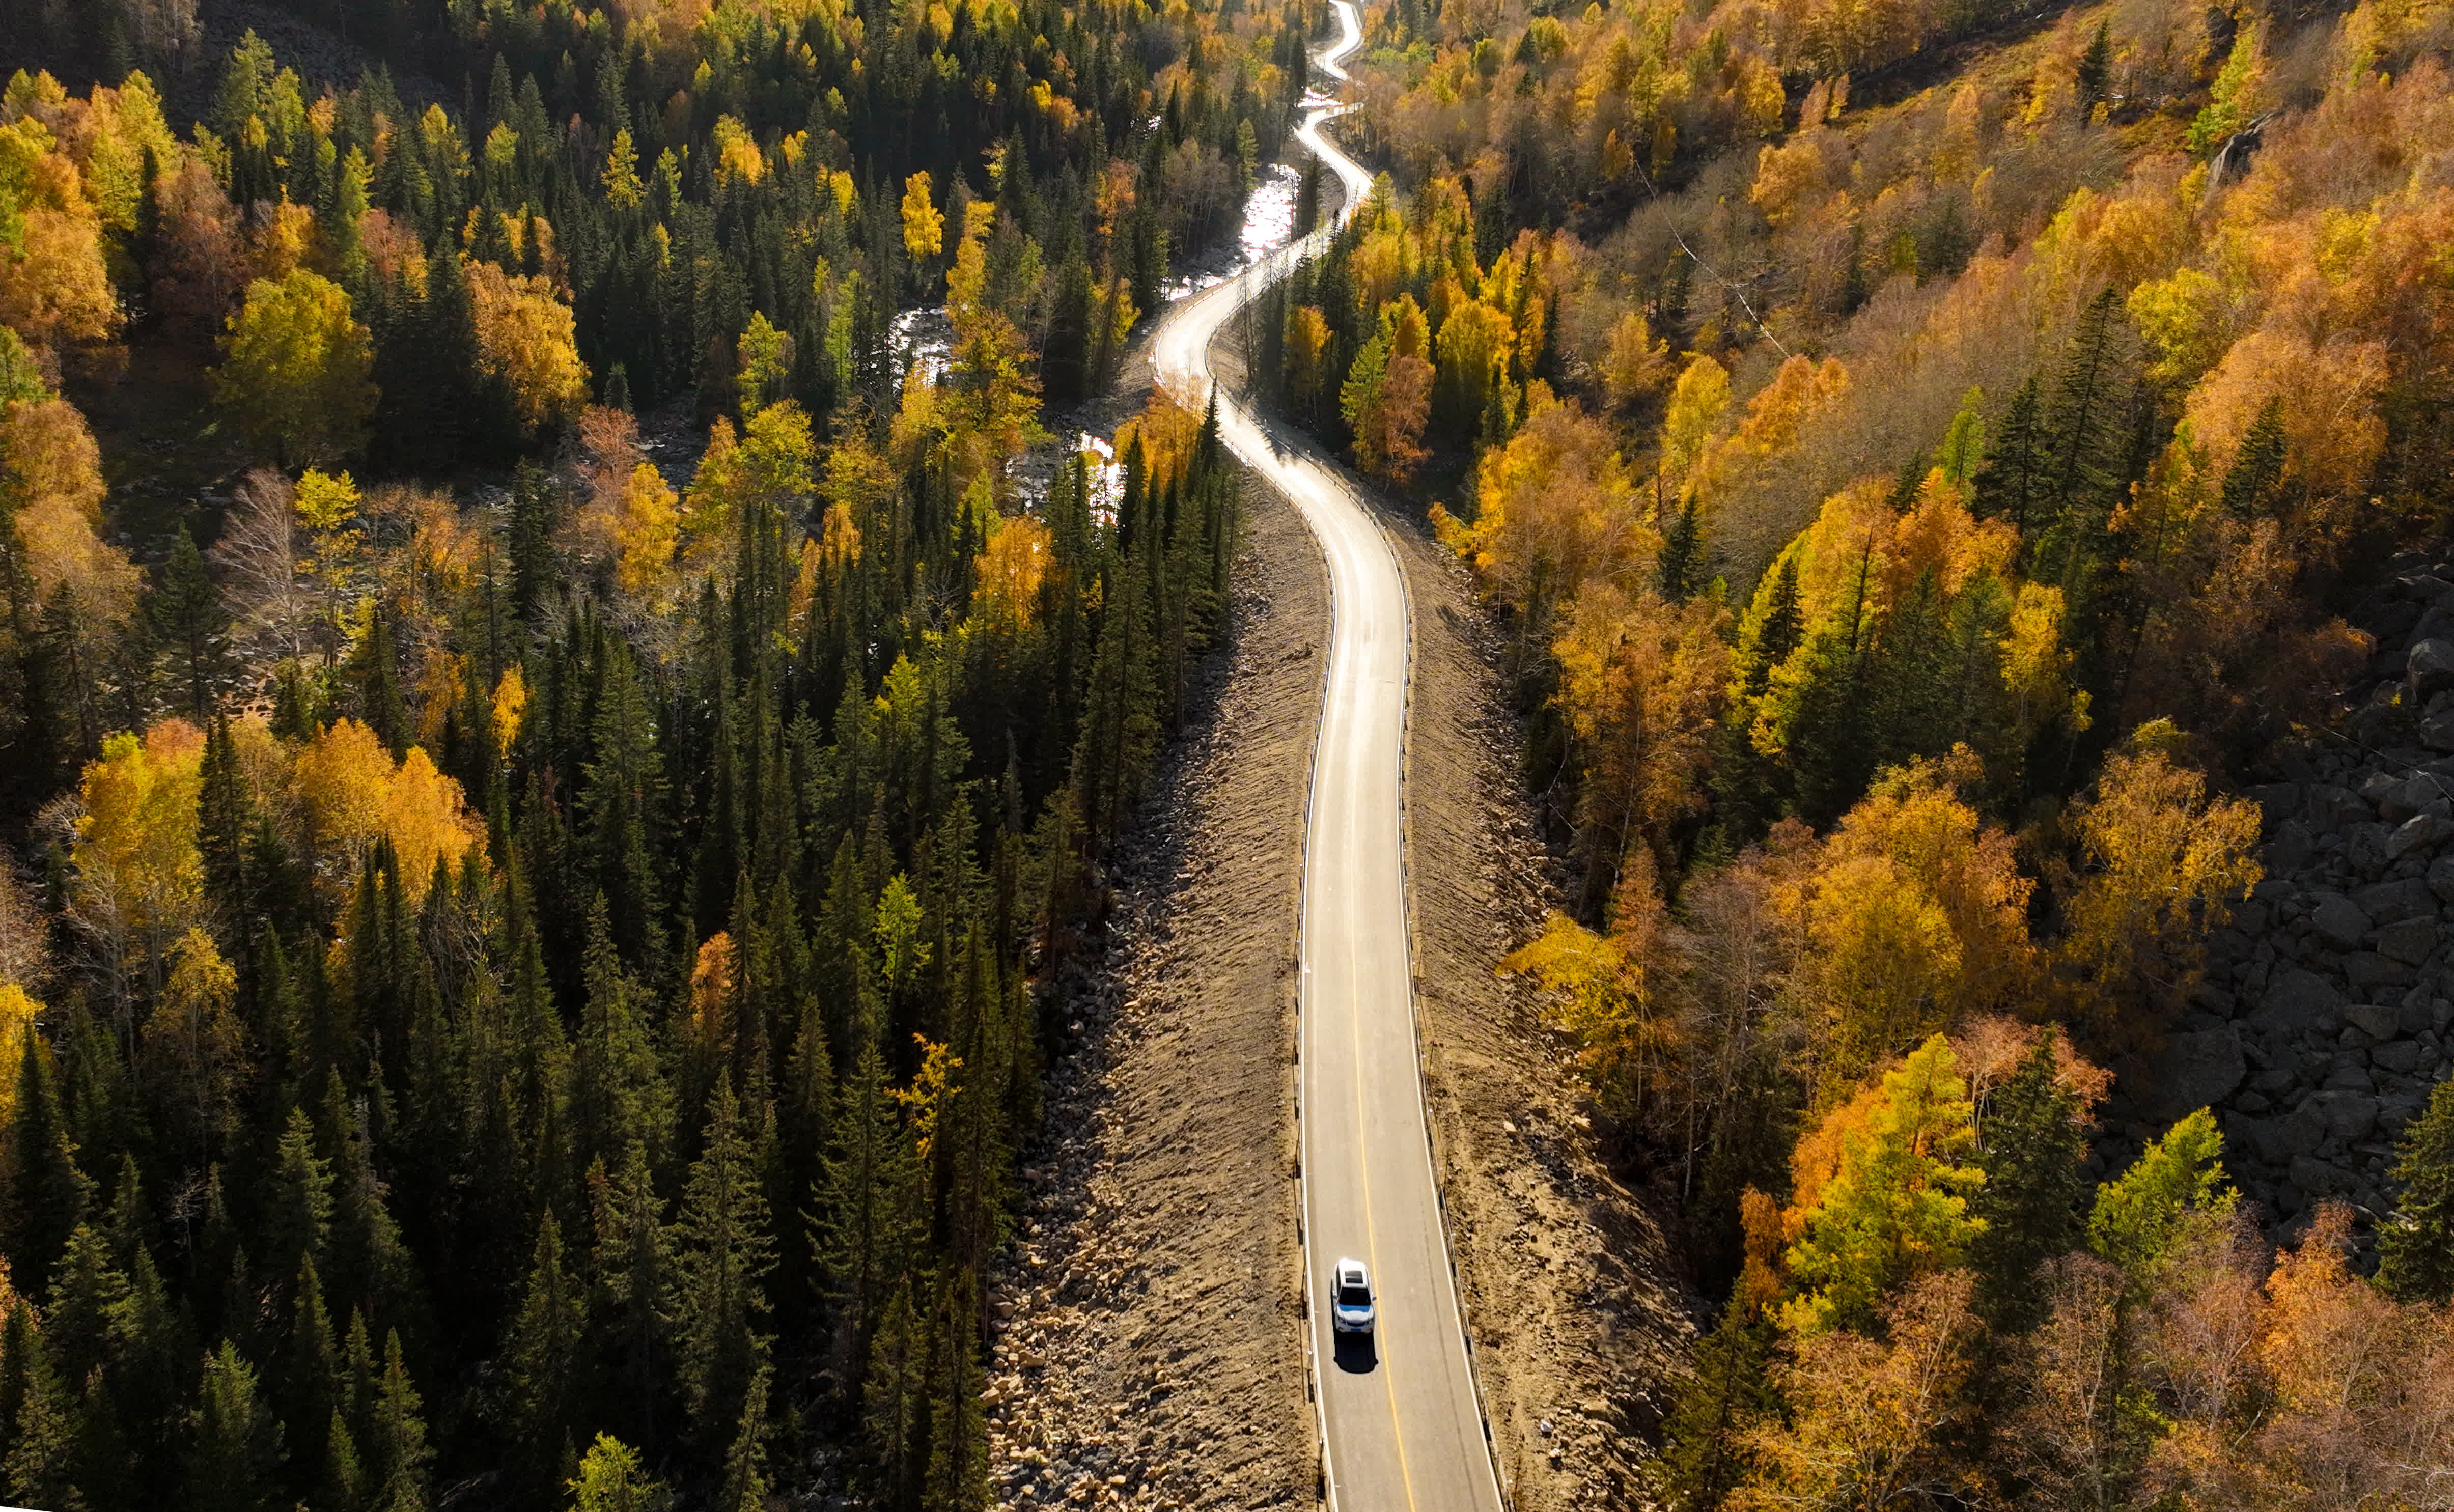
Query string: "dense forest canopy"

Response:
xmin=0 ymin=0 xmax=1292 ymax=1505
xmin=1250 ymin=0 xmax=2454 ymax=1501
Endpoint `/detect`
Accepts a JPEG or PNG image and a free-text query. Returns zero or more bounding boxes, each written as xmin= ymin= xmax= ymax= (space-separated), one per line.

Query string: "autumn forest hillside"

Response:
xmin=0 ymin=0 xmax=1306 ymax=1504
xmin=1251 ymin=0 xmax=2454 ymax=1500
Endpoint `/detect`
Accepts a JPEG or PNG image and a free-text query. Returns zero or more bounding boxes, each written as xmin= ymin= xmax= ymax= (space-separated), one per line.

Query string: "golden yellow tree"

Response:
xmin=900 ymin=171 xmax=943 ymax=262
xmin=2 ymin=393 xmax=140 ymax=623
xmin=292 ymin=718 xmax=483 ymax=904
xmin=2055 ymin=725 xmax=2261 ymax=1031
xmin=466 ymin=259 xmax=590 ymax=436
xmin=69 ymin=718 xmax=207 ymax=1002
xmin=213 ymin=268 xmax=376 ymax=467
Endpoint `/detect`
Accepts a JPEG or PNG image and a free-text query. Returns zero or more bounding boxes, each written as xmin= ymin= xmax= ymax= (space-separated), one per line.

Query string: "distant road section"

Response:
xmin=1148 ymin=8 xmax=1511 ymax=1509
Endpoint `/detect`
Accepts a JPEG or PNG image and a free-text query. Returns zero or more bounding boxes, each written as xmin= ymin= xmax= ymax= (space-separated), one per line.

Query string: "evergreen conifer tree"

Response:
xmin=4 ymin=1034 xmax=92 ymax=1298
xmin=861 ymin=1277 xmax=924 ymax=1511
xmin=582 ymin=648 xmax=671 ymax=972
xmin=2219 ymin=395 xmax=2289 ymax=520
xmin=151 ymin=526 xmax=230 ymax=716
xmin=589 ymin=1146 xmax=671 ymax=1447
xmin=574 ymin=898 xmax=673 ymax=1179
xmin=815 ymin=1027 xmax=918 ymax=1369
xmin=1967 ymin=1032 xmax=2086 ymax=1329
xmin=670 ymin=1082 xmax=777 ymax=1446
xmin=2380 ymin=1076 xmax=2454 ymax=1303
xmin=717 ymin=1365 xmax=771 ymax=1512
xmin=1657 ymin=497 xmax=1704 ymax=604
xmin=1972 ymin=374 xmax=2049 ymax=536
xmin=2076 ymin=21 xmax=2114 ymax=116
xmin=361 ymin=1330 xmax=431 ymax=1512
xmin=185 ymin=1342 xmax=283 ymax=1512
xmin=262 ymin=1106 xmax=334 ymax=1300
xmin=498 ymin=1212 xmax=583 ymax=1490
xmin=200 ymin=717 xmax=257 ymax=951
xmin=285 ymin=1259 xmax=343 ymax=1501
xmin=923 ymin=1270 xmax=989 ymax=1512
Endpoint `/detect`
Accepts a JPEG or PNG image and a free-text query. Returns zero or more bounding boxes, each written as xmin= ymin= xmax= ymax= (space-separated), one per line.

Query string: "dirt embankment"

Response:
xmin=1380 ymin=515 xmax=1694 ymax=1510
xmin=984 ymin=471 xmax=1322 ymax=1510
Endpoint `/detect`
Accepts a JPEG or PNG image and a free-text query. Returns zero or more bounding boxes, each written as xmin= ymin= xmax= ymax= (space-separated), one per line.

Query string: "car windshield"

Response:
xmin=1337 ymin=1282 xmax=1370 ymax=1306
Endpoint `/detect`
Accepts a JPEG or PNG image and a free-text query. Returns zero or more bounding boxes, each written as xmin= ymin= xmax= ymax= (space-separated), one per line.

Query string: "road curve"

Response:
xmin=1148 ymin=10 xmax=1509 ymax=1511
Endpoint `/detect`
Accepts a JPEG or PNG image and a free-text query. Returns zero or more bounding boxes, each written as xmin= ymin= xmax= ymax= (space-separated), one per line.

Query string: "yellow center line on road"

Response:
xmin=1345 ymin=794 xmax=1421 ymax=1512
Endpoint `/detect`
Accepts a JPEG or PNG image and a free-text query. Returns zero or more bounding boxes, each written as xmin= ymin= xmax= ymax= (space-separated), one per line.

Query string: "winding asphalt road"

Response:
xmin=1149 ymin=11 xmax=1509 ymax=1510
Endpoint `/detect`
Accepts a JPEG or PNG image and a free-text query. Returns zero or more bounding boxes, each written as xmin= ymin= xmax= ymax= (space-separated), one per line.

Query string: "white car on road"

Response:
xmin=1332 ymin=1259 xmax=1376 ymax=1333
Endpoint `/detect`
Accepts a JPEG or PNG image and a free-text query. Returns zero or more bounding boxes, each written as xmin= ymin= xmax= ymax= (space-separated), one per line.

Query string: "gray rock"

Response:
xmin=2233 ymin=1113 xmax=2290 ymax=1164
xmin=2378 ymin=775 xmax=2444 ymax=823
xmin=2324 ymin=1061 xmax=2378 ymax=1092
xmin=2431 ymin=853 xmax=2454 ymax=903
xmin=2346 ymin=952 xmax=2416 ymax=990
xmin=2139 ymin=1029 xmax=2247 ymax=1123
xmin=2378 ymin=916 xmax=2440 ymax=964
xmin=2244 ymin=783 xmax=2302 ymax=822
xmin=2353 ymin=823 xmax=2394 ymax=876
xmin=2345 ymin=1002 xmax=2402 ymax=1040
xmin=2411 ymin=638 xmax=2454 ymax=700
xmin=2252 ymin=970 xmax=2343 ymax=1033
xmin=2374 ymin=1039 xmax=2425 ymax=1075
xmin=2266 ymin=821 xmax=2318 ymax=873
xmin=2310 ymin=893 xmax=2373 ymax=949
xmin=2356 ymin=877 xmax=2436 ymax=923
xmin=2289 ymin=1154 xmax=2359 ymax=1198
xmin=2389 ymin=811 xmax=2454 ymax=860
xmin=2306 ymin=785 xmax=2374 ymax=833
xmin=2399 ymin=998 xmax=2438 ymax=1034
xmin=2313 ymin=1090 xmax=2380 ymax=1142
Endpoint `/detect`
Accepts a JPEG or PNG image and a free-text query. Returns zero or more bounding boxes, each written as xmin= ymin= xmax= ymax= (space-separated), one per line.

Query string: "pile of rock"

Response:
xmin=2106 ymin=557 xmax=2454 ymax=1233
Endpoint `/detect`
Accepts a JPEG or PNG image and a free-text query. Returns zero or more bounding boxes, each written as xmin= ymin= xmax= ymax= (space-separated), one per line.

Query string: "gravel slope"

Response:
xmin=985 ymin=473 xmax=1324 ymax=1511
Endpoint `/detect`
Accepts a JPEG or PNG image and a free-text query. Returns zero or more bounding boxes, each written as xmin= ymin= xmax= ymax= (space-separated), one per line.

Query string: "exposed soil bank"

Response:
xmin=985 ymin=471 xmax=1323 ymax=1510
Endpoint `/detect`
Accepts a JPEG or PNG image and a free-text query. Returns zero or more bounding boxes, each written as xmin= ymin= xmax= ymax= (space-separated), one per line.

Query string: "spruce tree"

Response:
xmin=1070 ymin=567 xmax=1160 ymax=849
xmin=582 ymin=646 xmax=671 ymax=972
xmin=1967 ymin=1032 xmax=2086 ymax=1329
xmin=1867 ymin=570 xmax=1959 ymax=771
xmin=670 ymin=1082 xmax=777 ymax=1447
xmin=361 ymin=1330 xmax=431 ymax=1512
xmin=923 ymin=1270 xmax=989 ymax=1512
xmin=2035 ymin=287 xmax=2134 ymax=583
xmin=1973 ymin=374 xmax=2050 ymax=536
xmin=1 ymin=1298 xmax=77 ymax=1506
xmin=349 ymin=612 xmax=410 ymax=754
xmin=185 ymin=1342 xmax=283 ymax=1512
xmin=815 ymin=1031 xmax=918 ymax=1363
xmin=498 ymin=1213 xmax=583 ymax=1490
xmin=44 ymin=1224 xmax=129 ymax=1405
xmin=2380 ymin=1076 xmax=2454 ymax=1303
xmin=1657 ymin=497 xmax=1704 ymax=604
xmin=861 ymin=1277 xmax=924 ymax=1512
xmin=200 ymin=716 xmax=257 ymax=951
xmin=262 ymin=1106 xmax=334 ymax=1298
xmin=1659 ymin=1289 xmax=1777 ymax=1512
xmin=4 ymin=1033 xmax=91 ymax=1298
xmin=150 ymin=526 xmax=230 ymax=716
xmin=589 ymin=1146 xmax=671 ymax=1447
xmin=2219 ymin=395 xmax=2289 ymax=520
xmin=717 ymin=1365 xmax=771 ymax=1512
xmin=286 ymin=1259 xmax=343 ymax=1501
xmin=573 ymin=898 xmax=673 ymax=1179
xmin=2076 ymin=20 xmax=2113 ymax=116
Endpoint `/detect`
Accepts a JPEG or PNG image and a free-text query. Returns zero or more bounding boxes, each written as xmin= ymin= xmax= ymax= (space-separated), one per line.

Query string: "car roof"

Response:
xmin=1336 ymin=1259 xmax=1368 ymax=1282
